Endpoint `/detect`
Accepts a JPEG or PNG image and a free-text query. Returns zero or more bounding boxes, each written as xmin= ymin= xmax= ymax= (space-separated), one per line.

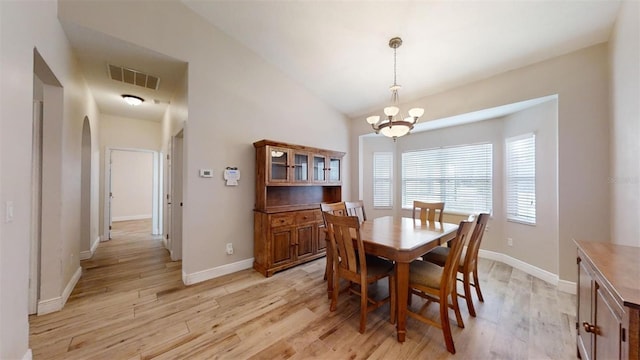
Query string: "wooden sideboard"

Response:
xmin=576 ymin=240 xmax=640 ymax=360
xmin=253 ymin=140 xmax=344 ymax=277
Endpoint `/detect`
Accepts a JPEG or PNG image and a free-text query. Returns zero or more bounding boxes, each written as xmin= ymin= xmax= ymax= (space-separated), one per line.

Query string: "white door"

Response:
xmin=170 ymin=130 xmax=184 ymax=261
xmin=165 ymin=140 xmax=172 ymax=251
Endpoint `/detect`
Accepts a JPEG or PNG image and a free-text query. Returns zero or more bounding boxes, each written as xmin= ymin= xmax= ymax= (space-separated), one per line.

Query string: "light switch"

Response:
xmin=5 ymin=201 xmax=14 ymax=223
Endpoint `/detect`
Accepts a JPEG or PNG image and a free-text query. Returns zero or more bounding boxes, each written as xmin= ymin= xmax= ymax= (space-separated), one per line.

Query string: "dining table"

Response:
xmin=327 ymin=216 xmax=459 ymax=343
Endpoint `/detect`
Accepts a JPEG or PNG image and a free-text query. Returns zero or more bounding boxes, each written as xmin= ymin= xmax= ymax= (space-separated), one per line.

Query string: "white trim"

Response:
xmin=37 ymin=266 xmax=82 ymax=315
xmin=80 ymin=236 xmax=101 ymax=260
xmin=182 ymin=258 xmax=254 ymax=285
xmin=112 ymin=214 xmax=152 ymax=222
xmin=478 ymin=249 xmax=574 ymax=294
xmin=22 ymin=349 xmax=33 ymax=360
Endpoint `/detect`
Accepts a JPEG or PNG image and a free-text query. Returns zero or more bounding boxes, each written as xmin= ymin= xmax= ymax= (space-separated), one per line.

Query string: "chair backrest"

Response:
xmin=441 ymin=220 xmax=474 ymax=295
xmin=324 ymin=213 xmax=366 ymax=282
xmin=412 ymin=201 xmax=445 ymax=222
xmin=320 ymin=201 xmax=347 ymax=225
xmin=463 ymin=213 xmax=490 ymax=271
xmin=345 ymin=200 xmax=367 ymax=222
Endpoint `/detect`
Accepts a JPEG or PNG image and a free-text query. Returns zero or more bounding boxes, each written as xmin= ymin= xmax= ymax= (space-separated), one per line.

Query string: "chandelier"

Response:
xmin=366 ymin=37 xmax=424 ymax=140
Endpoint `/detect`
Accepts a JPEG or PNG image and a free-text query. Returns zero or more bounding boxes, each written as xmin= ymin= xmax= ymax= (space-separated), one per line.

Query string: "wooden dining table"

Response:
xmin=327 ymin=216 xmax=459 ymax=343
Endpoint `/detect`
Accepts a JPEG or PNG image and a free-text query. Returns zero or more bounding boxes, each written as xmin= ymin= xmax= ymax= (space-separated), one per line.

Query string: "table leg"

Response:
xmin=396 ymin=261 xmax=409 ymax=342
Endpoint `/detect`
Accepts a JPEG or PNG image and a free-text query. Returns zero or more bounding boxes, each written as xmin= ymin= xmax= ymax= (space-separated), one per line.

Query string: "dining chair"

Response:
xmin=345 ymin=200 xmax=367 ymax=223
xmin=412 ymin=201 xmax=445 ymax=222
xmin=407 ymin=220 xmax=474 ymax=354
xmin=320 ymin=202 xmax=348 ymax=297
xmin=324 ymin=212 xmax=396 ymax=333
xmin=421 ymin=213 xmax=490 ymax=317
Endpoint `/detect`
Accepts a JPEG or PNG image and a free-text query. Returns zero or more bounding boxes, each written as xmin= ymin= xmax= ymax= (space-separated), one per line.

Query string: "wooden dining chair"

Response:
xmin=324 ymin=212 xmax=396 ymax=333
xmin=407 ymin=220 xmax=474 ymax=354
xmin=412 ymin=201 xmax=445 ymax=222
xmin=320 ymin=202 xmax=347 ymax=297
xmin=422 ymin=213 xmax=490 ymax=317
xmin=345 ymin=200 xmax=367 ymax=223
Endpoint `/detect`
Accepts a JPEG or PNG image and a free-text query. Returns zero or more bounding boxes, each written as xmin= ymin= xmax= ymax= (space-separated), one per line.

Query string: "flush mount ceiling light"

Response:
xmin=122 ymin=94 xmax=144 ymax=106
xmin=366 ymin=37 xmax=424 ymax=141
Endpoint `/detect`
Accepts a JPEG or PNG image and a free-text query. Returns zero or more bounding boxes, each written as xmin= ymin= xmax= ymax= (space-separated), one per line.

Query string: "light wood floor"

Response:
xmin=29 ymin=219 xmax=577 ymax=359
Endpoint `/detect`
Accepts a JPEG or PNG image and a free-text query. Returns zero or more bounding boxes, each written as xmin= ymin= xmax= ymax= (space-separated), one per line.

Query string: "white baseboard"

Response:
xmin=558 ymin=280 xmax=577 ymax=295
xmin=80 ymin=236 xmax=101 ymax=260
xmin=22 ymin=349 xmax=32 ymax=360
xmin=37 ymin=266 xmax=82 ymax=315
xmin=183 ymin=258 xmax=254 ymax=285
xmin=478 ymin=249 xmax=576 ymax=294
xmin=112 ymin=214 xmax=152 ymax=222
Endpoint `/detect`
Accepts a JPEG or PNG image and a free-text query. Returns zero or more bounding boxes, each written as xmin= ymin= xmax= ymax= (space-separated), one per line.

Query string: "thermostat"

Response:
xmin=199 ymin=169 xmax=213 ymax=178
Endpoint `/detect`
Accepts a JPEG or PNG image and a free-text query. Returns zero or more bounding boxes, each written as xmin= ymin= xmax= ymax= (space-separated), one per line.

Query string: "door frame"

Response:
xmin=29 ymin=100 xmax=43 ymax=314
xmin=103 ymin=147 xmax=163 ymax=240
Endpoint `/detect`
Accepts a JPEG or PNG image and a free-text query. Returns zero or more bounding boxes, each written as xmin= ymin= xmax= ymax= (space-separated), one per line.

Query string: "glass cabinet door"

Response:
xmin=313 ymin=155 xmax=326 ymax=182
xmin=269 ymin=147 xmax=289 ymax=182
xmin=328 ymin=157 xmax=341 ymax=182
xmin=293 ymin=152 xmax=309 ymax=182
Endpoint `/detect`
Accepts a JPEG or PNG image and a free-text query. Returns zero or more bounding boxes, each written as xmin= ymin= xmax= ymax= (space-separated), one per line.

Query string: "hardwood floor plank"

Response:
xmin=29 ymin=219 xmax=578 ymax=359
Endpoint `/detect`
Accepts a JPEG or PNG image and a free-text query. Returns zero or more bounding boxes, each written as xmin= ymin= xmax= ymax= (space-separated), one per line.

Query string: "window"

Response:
xmin=506 ymin=133 xmax=536 ymax=225
xmin=401 ymin=143 xmax=492 ymax=213
xmin=373 ymin=152 xmax=393 ymax=208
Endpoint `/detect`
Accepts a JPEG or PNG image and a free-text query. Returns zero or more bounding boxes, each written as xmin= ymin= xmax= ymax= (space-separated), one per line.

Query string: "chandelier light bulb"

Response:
xmin=408 ymin=108 xmax=425 ymax=118
xmin=384 ymin=106 xmax=399 ymax=117
xmin=366 ymin=115 xmax=380 ymax=125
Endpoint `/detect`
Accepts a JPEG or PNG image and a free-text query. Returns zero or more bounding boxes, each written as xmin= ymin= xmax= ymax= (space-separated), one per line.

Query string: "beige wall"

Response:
xmin=58 ymin=1 xmax=351 ymax=280
xmin=0 ymin=1 xmax=99 ymax=358
xmin=111 ymin=150 xmax=154 ymax=221
xmin=609 ymin=1 xmax=640 ymax=247
xmin=361 ymin=99 xmax=559 ymax=275
xmin=352 ymin=44 xmax=609 ymax=283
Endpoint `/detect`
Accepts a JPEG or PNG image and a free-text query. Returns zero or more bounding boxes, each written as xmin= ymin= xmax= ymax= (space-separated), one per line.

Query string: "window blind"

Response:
xmin=401 ymin=143 xmax=493 ymax=213
xmin=373 ymin=152 xmax=393 ymax=208
xmin=506 ymin=133 xmax=536 ymax=225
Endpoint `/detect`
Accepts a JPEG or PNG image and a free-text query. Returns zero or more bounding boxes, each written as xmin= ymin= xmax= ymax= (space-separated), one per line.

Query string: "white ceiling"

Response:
xmin=182 ymin=0 xmax=621 ymax=119
xmin=60 ymin=1 xmax=621 ymax=123
xmin=60 ymin=21 xmax=187 ymax=122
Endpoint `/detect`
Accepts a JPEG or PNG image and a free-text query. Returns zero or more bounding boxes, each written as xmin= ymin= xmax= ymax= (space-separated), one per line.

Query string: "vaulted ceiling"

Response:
xmin=62 ymin=1 xmax=622 ymax=122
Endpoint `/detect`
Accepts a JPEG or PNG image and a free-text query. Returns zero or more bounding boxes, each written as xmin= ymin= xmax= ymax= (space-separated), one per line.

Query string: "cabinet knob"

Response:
xmin=280 ymin=219 xmax=285 ymax=223
xmin=582 ymin=321 xmax=597 ymax=334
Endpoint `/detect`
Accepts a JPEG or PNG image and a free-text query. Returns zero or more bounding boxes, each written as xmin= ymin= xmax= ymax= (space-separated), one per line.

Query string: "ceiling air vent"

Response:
xmin=108 ymin=64 xmax=160 ymax=91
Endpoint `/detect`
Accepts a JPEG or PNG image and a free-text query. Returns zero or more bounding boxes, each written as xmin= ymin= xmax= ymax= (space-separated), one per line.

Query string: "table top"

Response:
xmin=358 ymin=216 xmax=459 ymax=262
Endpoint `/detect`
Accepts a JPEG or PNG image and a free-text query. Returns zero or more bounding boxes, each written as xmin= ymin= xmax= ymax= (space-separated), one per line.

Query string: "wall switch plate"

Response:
xmin=5 ymin=201 xmax=13 ymax=223
xmin=507 ymin=237 xmax=513 ymax=246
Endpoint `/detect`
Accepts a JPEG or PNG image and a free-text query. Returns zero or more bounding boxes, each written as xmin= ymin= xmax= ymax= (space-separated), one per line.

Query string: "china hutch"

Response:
xmin=253 ymin=139 xmax=344 ymax=277
xmin=576 ymin=240 xmax=639 ymax=360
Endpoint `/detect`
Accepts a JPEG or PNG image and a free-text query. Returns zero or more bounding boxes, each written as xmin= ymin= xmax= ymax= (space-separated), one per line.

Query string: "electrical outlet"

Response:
xmin=226 ymin=243 xmax=234 ymax=255
xmin=507 ymin=237 xmax=513 ymax=246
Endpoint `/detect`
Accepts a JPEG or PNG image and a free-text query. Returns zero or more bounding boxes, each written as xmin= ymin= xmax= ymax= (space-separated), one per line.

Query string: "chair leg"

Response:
xmin=440 ymin=298 xmax=456 ymax=354
xmin=330 ymin=273 xmax=339 ymax=312
xmin=473 ymin=268 xmax=484 ymax=302
xmin=359 ymin=282 xmax=367 ymax=334
xmin=463 ymin=271 xmax=476 ymax=317
xmin=451 ymin=291 xmax=465 ymax=329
